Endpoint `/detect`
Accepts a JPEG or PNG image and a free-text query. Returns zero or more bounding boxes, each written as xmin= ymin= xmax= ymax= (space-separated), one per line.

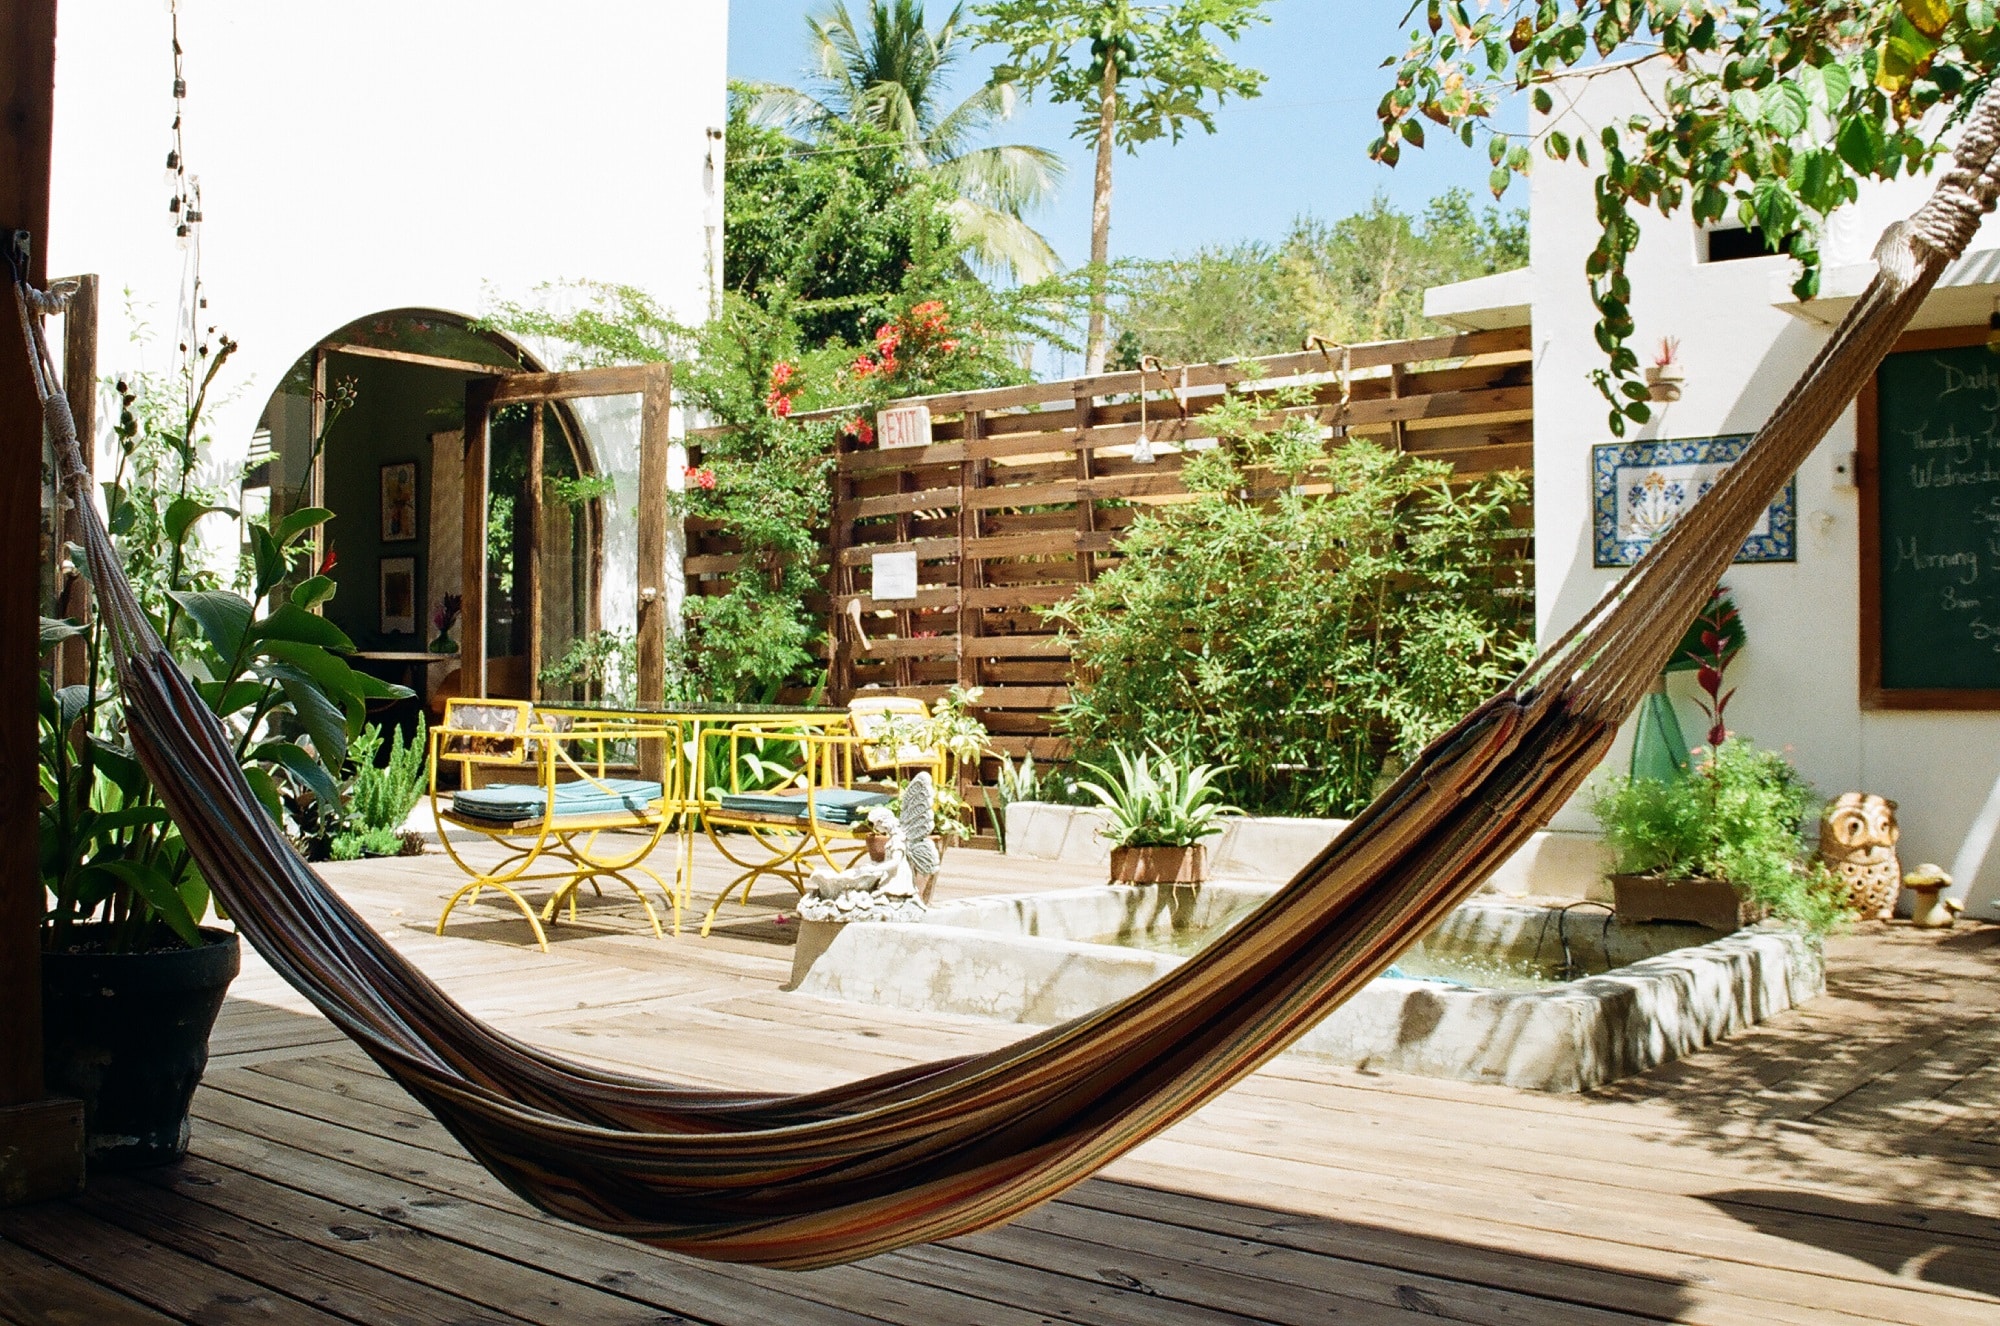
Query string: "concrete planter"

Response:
xmin=786 ymin=918 xmax=848 ymax=990
xmin=1609 ymin=874 xmax=1764 ymax=933
xmin=1108 ymin=844 xmax=1205 ymax=885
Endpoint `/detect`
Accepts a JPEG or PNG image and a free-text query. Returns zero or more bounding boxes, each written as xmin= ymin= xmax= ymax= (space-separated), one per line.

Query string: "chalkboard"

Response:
xmin=1862 ymin=330 xmax=2000 ymax=707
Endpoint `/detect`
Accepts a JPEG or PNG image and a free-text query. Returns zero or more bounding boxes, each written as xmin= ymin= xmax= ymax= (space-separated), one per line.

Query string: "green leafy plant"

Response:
xmin=984 ymin=750 xmax=1047 ymax=850
xmin=1075 ymin=743 xmax=1240 ymax=849
xmin=41 ymin=358 xmax=406 ymax=952
xmin=877 ymin=687 xmax=991 ymax=842
xmin=539 ymin=628 xmax=638 ymax=705
xmin=1591 ymin=739 xmax=1853 ymax=935
xmin=1051 ymin=386 xmax=1532 ymax=817
xmin=544 ymin=472 xmax=617 ymax=507
xmin=326 ymin=718 xmax=429 ymax=860
xmin=1373 ymin=2 xmax=2000 ymax=433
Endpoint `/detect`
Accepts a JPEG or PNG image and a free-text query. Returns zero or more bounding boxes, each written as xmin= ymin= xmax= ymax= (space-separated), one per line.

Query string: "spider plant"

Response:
xmin=1074 ymin=743 xmax=1239 ymax=849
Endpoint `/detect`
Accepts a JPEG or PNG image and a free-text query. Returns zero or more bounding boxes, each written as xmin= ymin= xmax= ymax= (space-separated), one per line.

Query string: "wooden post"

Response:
xmin=524 ymin=403 xmax=544 ymax=702
xmin=55 ymin=273 xmax=96 ymax=688
xmin=635 ymin=363 xmax=671 ymax=708
xmin=461 ymin=379 xmax=494 ymax=698
xmin=955 ymin=411 xmax=984 ymax=694
xmin=827 ymin=452 xmax=855 ymax=704
xmin=1073 ymin=393 xmax=1098 ymax=585
xmin=1 ymin=0 xmax=86 ymax=1206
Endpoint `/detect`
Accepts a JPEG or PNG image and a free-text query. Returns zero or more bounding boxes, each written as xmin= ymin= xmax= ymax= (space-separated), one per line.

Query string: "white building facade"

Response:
xmin=1432 ymin=63 xmax=2000 ymax=919
xmin=46 ymin=1 xmax=728 ymax=651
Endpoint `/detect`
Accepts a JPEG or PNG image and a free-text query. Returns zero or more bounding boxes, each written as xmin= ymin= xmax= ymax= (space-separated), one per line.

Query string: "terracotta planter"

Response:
xmin=1109 ymin=844 xmax=1205 ymax=886
xmin=1609 ymin=874 xmax=1763 ymax=933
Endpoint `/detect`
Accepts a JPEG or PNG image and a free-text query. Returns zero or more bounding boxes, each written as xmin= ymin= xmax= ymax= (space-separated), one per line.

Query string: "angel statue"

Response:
xmin=796 ymin=773 xmax=940 ymax=924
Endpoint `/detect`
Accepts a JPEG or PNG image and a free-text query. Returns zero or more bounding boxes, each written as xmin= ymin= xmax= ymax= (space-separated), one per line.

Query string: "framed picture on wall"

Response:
xmin=381 ymin=461 xmax=418 ymax=542
xmin=379 ymin=556 xmax=417 ymax=634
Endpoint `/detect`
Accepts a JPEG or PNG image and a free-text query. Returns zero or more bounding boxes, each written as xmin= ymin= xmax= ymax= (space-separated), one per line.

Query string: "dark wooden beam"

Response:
xmin=634 ymin=364 xmax=671 ymax=709
xmin=54 ymin=272 xmax=95 ymax=687
xmin=524 ymin=404 xmax=544 ymax=702
xmin=1 ymin=0 xmax=85 ymax=1206
xmin=461 ymin=378 xmax=495 ymax=699
xmin=489 ymin=364 xmax=654 ymax=406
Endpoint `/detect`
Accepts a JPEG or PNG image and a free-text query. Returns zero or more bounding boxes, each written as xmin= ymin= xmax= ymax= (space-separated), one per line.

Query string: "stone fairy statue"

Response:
xmin=1819 ymin=792 xmax=1901 ymax=920
xmin=797 ymin=772 xmax=939 ymax=924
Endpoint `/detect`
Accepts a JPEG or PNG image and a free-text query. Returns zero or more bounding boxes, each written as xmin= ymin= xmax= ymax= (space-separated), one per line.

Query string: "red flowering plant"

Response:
xmin=838 ymin=300 xmax=989 ymax=446
xmin=1666 ymin=588 xmax=1746 ymax=749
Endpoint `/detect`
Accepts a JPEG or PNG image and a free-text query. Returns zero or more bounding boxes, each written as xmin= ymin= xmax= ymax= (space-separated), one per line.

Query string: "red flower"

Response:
xmin=769 ymin=360 xmax=795 ymax=387
xmin=849 ymin=416 xmax=875 ymax=446
xmin=850 ymin=354 xmax=876 ymax=379
xmin=770 ymin=394 xmax=792 ymax=418
xmin=939 ymin=338 xmax=960 ymax=354
xmin=317 ymin=545 xmax=337 ymax=576
xmin=688 ymin=467 xmax=716 ymax=490
xmin=874 ymin=324 xmax=901 ymax=351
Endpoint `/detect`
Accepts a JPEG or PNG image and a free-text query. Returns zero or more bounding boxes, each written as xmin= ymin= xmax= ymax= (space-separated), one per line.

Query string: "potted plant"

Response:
xmin=1645 ymin=337 xmax=1684 ymax=401
xmin=1075 ymin=743 xmax=1239 ymax=886
xmin=39 ymin=363 xmax=401 ymax=1169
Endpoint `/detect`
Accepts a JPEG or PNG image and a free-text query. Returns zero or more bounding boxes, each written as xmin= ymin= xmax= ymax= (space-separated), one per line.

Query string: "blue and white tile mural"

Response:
xmin=1591 ymin=435 xmax=1797 ymax=568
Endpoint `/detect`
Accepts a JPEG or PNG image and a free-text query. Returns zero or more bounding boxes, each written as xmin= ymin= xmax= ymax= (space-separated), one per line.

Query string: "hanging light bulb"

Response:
xmin=168 ymin=195 xmax=180 ymax=213
xmin=163 ymin=149 xmax=180 ymax=185
xmin=1132 ymin=433 xmax=1156 ymax=464
xmin=175 ymin=223 xmax=191 ymax=250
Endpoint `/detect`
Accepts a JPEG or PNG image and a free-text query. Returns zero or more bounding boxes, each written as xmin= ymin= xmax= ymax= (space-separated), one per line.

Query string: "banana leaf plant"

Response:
xmin=40 ymin=363 xmax=402 ymax=954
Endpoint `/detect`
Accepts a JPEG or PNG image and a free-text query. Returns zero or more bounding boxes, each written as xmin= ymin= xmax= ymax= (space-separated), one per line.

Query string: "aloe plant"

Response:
xmin=1074 ymin=743 xmax=1240 ymax=849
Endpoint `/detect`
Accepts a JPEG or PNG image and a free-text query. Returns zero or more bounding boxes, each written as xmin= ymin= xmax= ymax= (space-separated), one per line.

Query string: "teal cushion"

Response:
xmin=715 ymin=788 xmax=892 ymax=826
xmin=452 ymin=778 xmax=661 ymax=823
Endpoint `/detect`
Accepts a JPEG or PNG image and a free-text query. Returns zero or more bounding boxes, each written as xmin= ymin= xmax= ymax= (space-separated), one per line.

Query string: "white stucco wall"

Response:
xmin=46 ymin=1 xmax=727 ymax=621
xmin=1525 ymin=64 xmax=2000 ymax=919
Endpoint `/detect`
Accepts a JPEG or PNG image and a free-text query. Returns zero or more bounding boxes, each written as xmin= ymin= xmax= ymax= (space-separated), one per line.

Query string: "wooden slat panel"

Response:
xmin=489 ymin=363 xmax=655 ymax=404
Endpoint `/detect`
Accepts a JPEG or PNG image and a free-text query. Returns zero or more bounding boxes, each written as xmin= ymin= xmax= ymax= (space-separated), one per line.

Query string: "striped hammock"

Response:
xmin=17 ymin=87 xmax=2000 ymax=1270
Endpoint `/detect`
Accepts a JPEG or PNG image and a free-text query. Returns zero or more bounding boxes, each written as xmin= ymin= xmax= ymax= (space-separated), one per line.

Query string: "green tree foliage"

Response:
xmin=1109 ymin=188 xmax=1528 ymax=365
xmin=975 ymin=0 xmax=1272 ymax=369
xmin=725 ymin=93 xmax=964 ymax=347
xmin=1374 ymin=2 xmax=2000 ymax=433
xmin=748 ymin=1 xmax=1065 ymax=282
xmin=1050 ymin=391 xmax=1533 ymax=817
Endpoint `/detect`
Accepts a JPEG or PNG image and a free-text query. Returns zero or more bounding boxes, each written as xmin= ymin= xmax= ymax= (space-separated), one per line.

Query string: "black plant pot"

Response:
xmin=42 ymin=925 xmax=241 ymax=1171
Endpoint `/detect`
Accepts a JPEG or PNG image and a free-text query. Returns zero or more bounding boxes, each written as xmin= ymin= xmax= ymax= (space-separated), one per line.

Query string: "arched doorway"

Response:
xmin=247 ymin=310 xmax=604 ymax=709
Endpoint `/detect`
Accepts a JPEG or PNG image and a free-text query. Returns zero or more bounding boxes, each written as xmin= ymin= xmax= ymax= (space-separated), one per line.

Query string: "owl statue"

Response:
xmin=1819 ymin=793 xmax=1901 ymax=920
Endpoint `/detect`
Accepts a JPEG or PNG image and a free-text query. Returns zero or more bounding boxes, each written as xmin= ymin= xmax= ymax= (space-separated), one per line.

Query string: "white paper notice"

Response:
xmin=871 ymin=550 xmax=919 ymax=602
xmin=877 ymin=404 xmax=933 ymax=449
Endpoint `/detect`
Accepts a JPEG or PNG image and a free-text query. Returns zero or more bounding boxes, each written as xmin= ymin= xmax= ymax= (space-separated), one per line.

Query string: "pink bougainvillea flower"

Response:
xmin=769 ymin=360 xmax=795 ymax=387
xmin=850 ymin=416 xmax=875 ymax=446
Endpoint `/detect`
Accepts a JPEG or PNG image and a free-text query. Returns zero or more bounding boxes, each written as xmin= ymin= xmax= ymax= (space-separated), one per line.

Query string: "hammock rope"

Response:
xmin=16 ymin=84 xmax=2000 ymax=1268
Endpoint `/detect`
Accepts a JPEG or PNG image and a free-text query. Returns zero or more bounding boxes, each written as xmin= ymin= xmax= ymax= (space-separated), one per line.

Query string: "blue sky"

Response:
xmin=725 ymin=0 xmax=1519 ymax=268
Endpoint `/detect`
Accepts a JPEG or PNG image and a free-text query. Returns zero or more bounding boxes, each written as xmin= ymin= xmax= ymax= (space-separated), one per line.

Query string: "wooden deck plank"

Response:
xmin=0 ymin=1237 xmax=180 ymax=1326
xmin=9 ymin=844 xmax=2000 ymax=1324
xmin=0 ymin=1201 xmax=354 ymax=1324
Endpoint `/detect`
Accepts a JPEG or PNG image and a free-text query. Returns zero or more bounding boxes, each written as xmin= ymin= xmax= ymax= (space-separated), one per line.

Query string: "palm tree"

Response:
xmin=750 ymin=0 xmax=1065 ymax=284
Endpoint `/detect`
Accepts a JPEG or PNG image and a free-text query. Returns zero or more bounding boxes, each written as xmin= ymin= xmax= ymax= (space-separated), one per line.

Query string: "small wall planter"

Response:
xmin=1644 ymin=364 xmax=1685 ymax=402
xmin=1109 ymin=844 xmax=1205 ymax=886
xmin=1609 ymin=874 xmax=1763 ymax=933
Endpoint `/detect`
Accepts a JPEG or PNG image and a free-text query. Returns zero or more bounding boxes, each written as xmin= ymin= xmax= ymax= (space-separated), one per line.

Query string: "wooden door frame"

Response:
xmin=2 ymin=0 xmax=86 ymax=1205
xmin=1856 ymin=324 xmax=2000 ymax=710
xmin=460 ymin=363 xmax=671 ymax=706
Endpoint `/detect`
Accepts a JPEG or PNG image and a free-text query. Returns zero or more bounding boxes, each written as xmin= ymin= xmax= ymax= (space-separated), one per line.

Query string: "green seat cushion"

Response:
xmin=714 ymin=788 xmax=892 ymax=826
xmin=452 ymin=778 xmax=661 ymax=824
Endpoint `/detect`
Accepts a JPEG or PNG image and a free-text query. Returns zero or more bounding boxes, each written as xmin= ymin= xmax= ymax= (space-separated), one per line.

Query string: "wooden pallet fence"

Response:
xmin=686 ymin=325 xmax=1534 ymax=790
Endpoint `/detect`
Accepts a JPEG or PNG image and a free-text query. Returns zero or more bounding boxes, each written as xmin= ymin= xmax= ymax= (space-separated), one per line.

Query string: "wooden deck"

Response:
xmin=6 ymin=841 xmax=2000 ymax=1325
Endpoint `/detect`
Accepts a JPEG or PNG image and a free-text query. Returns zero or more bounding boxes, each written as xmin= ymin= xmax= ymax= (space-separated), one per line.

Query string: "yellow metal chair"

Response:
xmin=430 ymin=698 xmax=687 ymax=951
xmin=697 ymin=726 xmax=943 ymax=936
